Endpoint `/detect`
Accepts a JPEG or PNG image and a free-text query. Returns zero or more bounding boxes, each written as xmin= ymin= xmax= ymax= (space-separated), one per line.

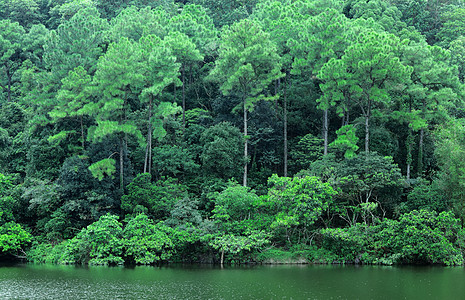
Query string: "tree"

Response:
xmin=121 ymin=173 xmax=187 ymax=220
xmin=191 ymin=0 xmax=257 ymax=28
xmin=449 ymin=36 xmax=465 ymax=83
xmin=400 ymin=40 xmax=462 ymax=175
xmin=209 ymin=19 xmax=283 ymax=186
xmin=320 ymin=31 xmax=411 ymax=152
xmin=48 ymin=66 xmax=94 ymax=153
xmin=0 ymin=222 xmax=32 ymax=257
xmin=266 ymin=174 xmax=337 ymax=243
xmin=437 ymin=8 xmax=465 ymax=48
xmin=0 ymin=0 xmax=40 ymax=28
xmin=65 ymin=214 xmax=124 ymax=265
xmin=107 ymin=6 xmax=171 ymax=43
xmin=89 ymin=37 xmax=145 ymax=192
xmin=200 ymin=122 xmax=243 ymax=181
xmin=252 ymin=0 xmax=313 ymax=176
xmin=168 ymin=4 xmax=218 ymax=57
xmin=43 ymin=6 xmax=108 ymax=89
xmin=123 ymin=213 xmax=174 ymax=264
xmin=209 ymin=182 xmax=270 ymax=264
xmin=22 ymin=24 xmax=49 ymax=69
xmin=0 ymin=20 xmax=25 ymax=103
xmin=164 ymin=31 xmax=203 ymax=130
xmin=293 ymin=9 xmax=350 ymax=155
xmin=435 ymin=120 xmax=465 ymax=222
xmin=309 ymin=152 xmax=403 ymax=225
xmin=344 ymin=0 xmax=406 ymax=33
xmin=139 ymin=34 xmax=181 ymax=174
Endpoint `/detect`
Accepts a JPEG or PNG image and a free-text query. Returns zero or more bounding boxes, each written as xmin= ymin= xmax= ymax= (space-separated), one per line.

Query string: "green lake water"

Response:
xmin=1 ymin=263 xmax=465 ymax=299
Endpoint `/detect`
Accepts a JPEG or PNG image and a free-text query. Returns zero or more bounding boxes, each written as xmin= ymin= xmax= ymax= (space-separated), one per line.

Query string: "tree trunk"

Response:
xmin=283 ymin=77 xmax=288 ymax=177
xmin=418 ymin=100 xmax=426 ymax=175
xmin=182 ymin=64 xmax=186 ymax=132
xmin=323 ymin=108 xmax=328 ymax=155
xmin=144 ymin=97 xmax=153 ymax=174
xmin=365 ymin=99 xmax=371 ymax=153
xmin=120 ymin=137 xmax=124 ymax=193
xmin=406 ymin=162 xmax=411 ymax=181
xmin=80 ymin=115 xmax=85 ymax=152
xmin=243 ymin=96 xmax=248 ymax=187
xmin=148 ymin=123 xmax=152 ymax=175
xmin=418 ymin=127 xmax=424 ymax=175
xmin=365 ymin=114 xmax=370 ymax=153
xmin=345 ymin=93 xmax=350 ymax=126
xmin=6 ymin=64 xmax=11 ymax=102
xmin=341 ymin=108 xmax=346 ymax=127
xmin=406 ymin=101 xmax=413 ymax=182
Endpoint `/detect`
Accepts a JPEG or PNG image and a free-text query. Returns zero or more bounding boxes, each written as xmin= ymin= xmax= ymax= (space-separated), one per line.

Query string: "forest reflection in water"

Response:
xmin=1 ymin=263 xmax=464 ymax=299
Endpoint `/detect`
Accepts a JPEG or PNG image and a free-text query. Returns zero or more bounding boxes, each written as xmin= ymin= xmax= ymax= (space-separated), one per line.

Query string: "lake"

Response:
xmin=1 ymin=263 xmax=465 ymax=299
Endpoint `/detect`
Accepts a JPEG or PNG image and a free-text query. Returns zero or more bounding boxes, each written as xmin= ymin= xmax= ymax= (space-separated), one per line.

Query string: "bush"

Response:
xmin=319 ymin=210 xmax=465 ymax=265
xmin=123 ymin=214 xmax=174 ymax=264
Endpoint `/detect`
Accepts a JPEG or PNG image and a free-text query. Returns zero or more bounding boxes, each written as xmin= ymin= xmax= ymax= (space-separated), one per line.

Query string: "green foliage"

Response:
xmin=289 ymin=133 xmax=323 ymax=171
xmin=212 ymin=182 xmax=260 ymax=224
xmin=210 ymin=18 xmax=282 ymax=103
xmin=67 ymin=214 xmax=124 ymax=265
xmin=266 ymin=174 xmax=337 ymax=243
xmin=168 ymin=4 xmax=218 ymax=56
xmin=207 ymin=230 xmax=269 ymax=262
xmin=88 ymin=158 xmax=116 ymax=180
xmin=329 ymin=125 xmax=359 ymax=159
xmin=345 ymin=0 xmax=406 ymax=33
xmin=191 ymin=0 xmax=256 ymax=28
xmin=449 ymin=36 xmax=465 ymax=83
xmin=320 ymin=210 xmax=464 ymax=265
xmin=309 ymin=152 xmax=403 ymax=225
xmin=121 ymin=173 xmax=187 ymax=220
xmin=44 ymin=7 xmax=108 ymax=85
xmin=123 ymin=214 xmax=174 ymax=264
xmin=0 ymin=222 xmax=32 ymax=255
xmin=152 ymin=145 xmax=199 ymax=178
xmin=200 ymin=122 xmax=243 ymax=180
xmin=437 ymin=8 xmax=465 ymax=48
xmin=434 ymin=120 xmax=465 ymax=220
xmin=0 ymin=0 xmax=40 ymax=28
xmin=3 ymin=0 xmax=465 ymax=267
xmin=0 ymin=19 xmax=26 ymax=102
xmin=405 ymin=179 xmax=448 ymax=213
xmin=107 ymin=6 xmax=170 ymax=42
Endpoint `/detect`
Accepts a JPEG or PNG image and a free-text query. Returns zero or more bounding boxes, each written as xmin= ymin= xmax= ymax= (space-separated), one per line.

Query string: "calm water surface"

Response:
xmin=1 ymin=263 xmax=464 ymax=299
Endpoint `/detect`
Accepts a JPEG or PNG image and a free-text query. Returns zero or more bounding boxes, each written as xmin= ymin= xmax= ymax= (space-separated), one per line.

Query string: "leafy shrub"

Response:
xmin=123 ymin=214 xmax=174 ymax=264
xmin=319 ymin=210 xmax=465 ymax=265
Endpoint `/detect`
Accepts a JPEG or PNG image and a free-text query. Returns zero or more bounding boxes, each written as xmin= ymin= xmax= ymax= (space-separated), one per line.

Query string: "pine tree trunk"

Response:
xmin=6 ymin=65 xmax=11 ymax=102
xmin=243 ymin=96 xmax=248 ymax=187
xmin=365 ymin=100 xmax=371 ymax=153
xmin=120 ymin=137 xmax=124 ymax=193
xmin=80 ymin=115 xmax=85 ymax=152
xmin=323 ymin=109 xmax=328 ymax=155
xmin=418 ymin=100 xmax=426 ymax=175
xmin=345 ymin=93 xmax=350 ymax=126
xmin=418 ymin=127 xmax=424 ymax=175
xmin=182 ymin=64 xmax=186 ymax=132
xmin=365 ymin=114 xmax=370 ymax=153
xmin=144 ymin=97 xmax=153 ymax=174
xmin=283 ymin=76 xmax=288 ymax=177
xmin=406 ymin=163 xmax=411 ymax=181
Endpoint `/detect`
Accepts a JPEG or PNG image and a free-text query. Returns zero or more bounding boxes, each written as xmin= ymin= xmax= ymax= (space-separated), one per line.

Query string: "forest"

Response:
xmin=1 ymin=0 xmax=465 ymax=266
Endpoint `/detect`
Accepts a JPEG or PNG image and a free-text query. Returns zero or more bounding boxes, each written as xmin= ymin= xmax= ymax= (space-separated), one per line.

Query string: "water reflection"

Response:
xmin=0 ymin=264 xmax=464 ymax=299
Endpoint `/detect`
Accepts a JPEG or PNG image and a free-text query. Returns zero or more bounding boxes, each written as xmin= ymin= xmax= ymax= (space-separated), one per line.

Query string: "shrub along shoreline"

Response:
xmin=26 ymin=209 xmax=465 ymax=266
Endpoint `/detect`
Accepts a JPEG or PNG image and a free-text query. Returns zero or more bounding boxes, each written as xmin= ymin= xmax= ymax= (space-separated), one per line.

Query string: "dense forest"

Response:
xmin=1 ymin=0 xmax=465 ymax=266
